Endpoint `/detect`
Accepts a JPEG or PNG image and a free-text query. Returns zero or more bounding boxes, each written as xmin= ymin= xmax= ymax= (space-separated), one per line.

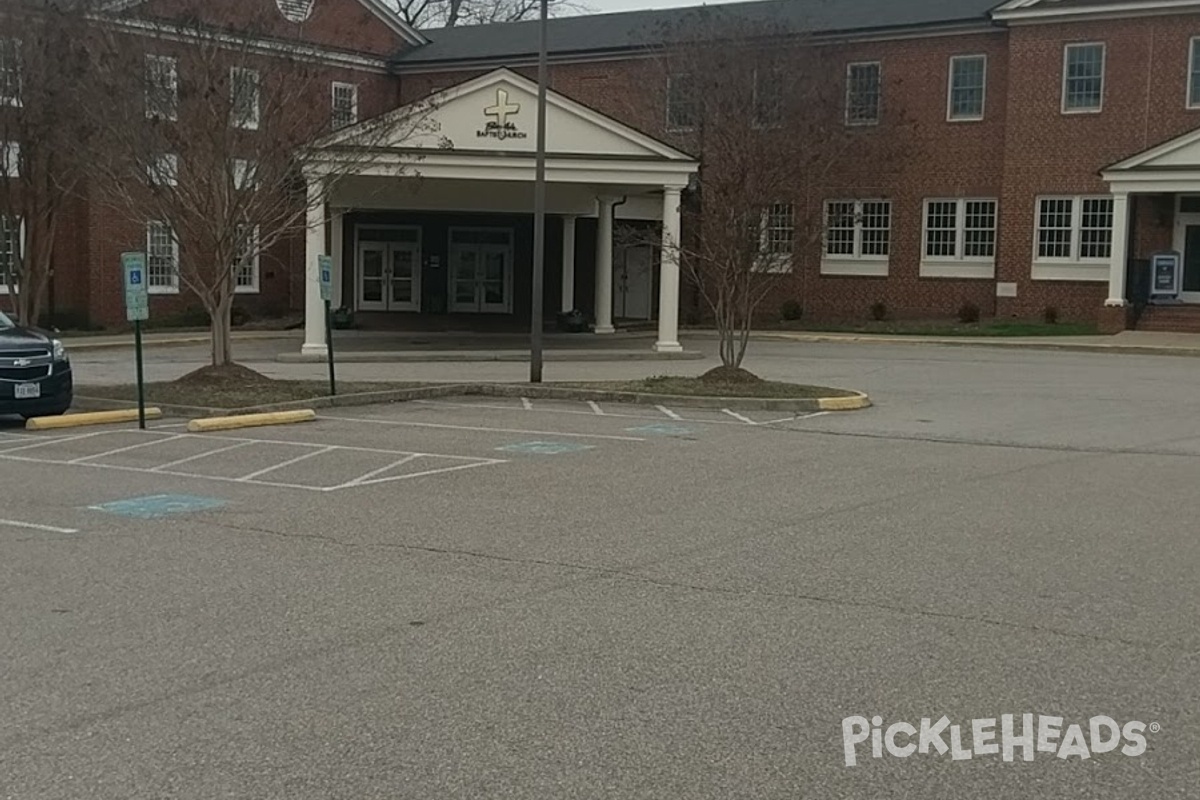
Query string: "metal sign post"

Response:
xmin=318 ymin=255 xmax=336 ymax=396
xmin=529 ymin=0 xmax=549 ymax=383
xmin=121 ymin=252 xmax=150 ymax=429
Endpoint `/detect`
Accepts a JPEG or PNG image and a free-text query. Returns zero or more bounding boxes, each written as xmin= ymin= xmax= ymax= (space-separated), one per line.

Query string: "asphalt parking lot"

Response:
xmin=3 ymin=345 xmax=1199 ymax=799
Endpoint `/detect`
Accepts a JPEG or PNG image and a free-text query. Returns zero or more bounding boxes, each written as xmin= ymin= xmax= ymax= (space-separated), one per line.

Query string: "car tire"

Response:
xmin=21 ymin=406 xmax=69 ymax=420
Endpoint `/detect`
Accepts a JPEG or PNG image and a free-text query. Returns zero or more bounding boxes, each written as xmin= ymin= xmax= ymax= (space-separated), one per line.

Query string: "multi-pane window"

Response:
xmin=147 ymin=153 xmax=178 ymax=186
xmin=666 ymin=74 xmax=696 ymax=130
xmin=331 ymin=82 xmax=358 ymax=129
xmin=1036 ymin=196 xmax=1114 ymax=260
xmin=146 ymin=221 xmax=179 ymax=291
xmin=145 ymin=54 xmax=178 ymax=121
xmin=948 ymin=55 xmax=986 ymax=121
xmin=232 ymin=158 xmax=257 ymax=191
xmin=1063 ymin=43 xmax=1105 ymax=112
xmin=765 ymin=203 xmax=794 ymax=255
xmin=0 ymin=215 xmax=19 ymax=289
xmin=0 ymin=38 xmax=21 ymax=107
xmin=234 ymin=225 xmax=259 ymax=293
xmin=753 ymin=69 xmax=783 ymax=127
xmin=825 ymin=199 xmax=891 ymax=259
xmin=230 ymin=67 xmax=260 ymax=130
xmin=845 ymin=62 xmax=881 ymax=125
xmin=1189 ymin=38 xmax=1200 ymax=108
xmin=924 ymin=199 xmax=998 ymax=260
xmin=1 ymin=140 xmax=18 ymax=177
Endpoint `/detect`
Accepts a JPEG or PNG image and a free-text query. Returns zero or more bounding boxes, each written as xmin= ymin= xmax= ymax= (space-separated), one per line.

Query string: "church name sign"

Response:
xmin=477 ymin=88 xmax=528 ymax=141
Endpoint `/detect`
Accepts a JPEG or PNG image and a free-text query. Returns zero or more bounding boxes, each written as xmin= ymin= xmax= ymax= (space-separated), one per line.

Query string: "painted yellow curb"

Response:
xmin=25 ymin=408 xmax=164 ymax=430
xmin=186 ymin=409 xmax=317 ymax=433
xmin=817 ymin=392 xmax=872 ymax=411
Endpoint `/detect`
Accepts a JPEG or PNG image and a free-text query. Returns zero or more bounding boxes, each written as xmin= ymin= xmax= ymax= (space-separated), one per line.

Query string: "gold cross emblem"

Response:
xmin=484 ymin=89 xmax=520 ymax=127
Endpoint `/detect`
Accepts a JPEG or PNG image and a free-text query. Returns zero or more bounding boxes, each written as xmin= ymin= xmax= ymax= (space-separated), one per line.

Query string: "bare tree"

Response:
xmin=390 ymin=0 xmax=582 ymax=29
xmin=0 ymin=0 xmax=98 ymax=326
xmin=85 ymin=7 xmax=436 ymax=367
xmin=638 ymin=8 xmax=909 ymax=371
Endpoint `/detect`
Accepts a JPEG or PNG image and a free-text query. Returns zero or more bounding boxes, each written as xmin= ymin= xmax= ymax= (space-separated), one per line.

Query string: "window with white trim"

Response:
xmin=1 ymin=140 xmax=18 ymax=178
xmin=1063 ymin=43 xmax=1105 ymax=113
xmin=948 ymin=55 xmax=986 ymax=121
xmin=924 ymin=199 xmax=997 ymax=260
xmin=231 ymin=158 xmax=257 ymax=191
xmin=825 ymin=199 xmax=891 ymax=259
xmin=0 ymin=215 xmax=20 ymax=291
xmin=331 ymin=82 xmax=358 ymax=129
xmin=230 ymin=67 xmax=260 ymax=130
xmin=147 ymin=152 xmax=178 ymax=186
xmin=145 ymin=54 xmax=178 ymax=121
xmin=146 ymin=220 xmax=179 ymax=292
xmin=765 ymin=203 xmax=794 ymax=255
xmin=234 ymin=224 xmax=260 ymax=293
xmin=753 ymin=69 xmax=783 ymax=127
xmin=845 ymin=62 xmax=881 ymax=126
xmin=0 ymin=38 xmax=21 ymax=107
xmin=1188 ymin=38 xmax=1200 ymax=108
xmin=1036 ymin=196 xmax=1113 ymax=261
xmin=666 ymin=74 xmax=696 ymax=131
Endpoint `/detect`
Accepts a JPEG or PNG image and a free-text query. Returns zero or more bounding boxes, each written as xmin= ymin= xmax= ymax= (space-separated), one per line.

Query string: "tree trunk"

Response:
xmin=209 ymin=292 xmax=235 ymax=367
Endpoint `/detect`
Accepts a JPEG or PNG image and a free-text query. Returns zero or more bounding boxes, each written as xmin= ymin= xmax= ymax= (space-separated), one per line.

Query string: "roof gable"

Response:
xmin=1104 ymin=127 xmax=1200 ymax=173
xmin=993 ymin=0 xmax=1200 ymax=22
xmin=320 ymin=68 xmax=694 ymax=162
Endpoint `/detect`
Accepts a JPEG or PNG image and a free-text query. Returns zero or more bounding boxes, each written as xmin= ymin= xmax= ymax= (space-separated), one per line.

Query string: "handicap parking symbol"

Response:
xmin=89 ymin=494 xmax=227 ymax=519
xmin=626 ymin=423 xmax=695 ymax=436
xmin=497 ymin=441 xmax=595 ymax=455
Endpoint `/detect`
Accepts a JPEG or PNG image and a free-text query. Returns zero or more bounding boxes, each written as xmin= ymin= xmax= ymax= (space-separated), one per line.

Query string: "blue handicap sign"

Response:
xmin=627 ymin=424 xmax=695 ymax=436
xmin=497 ymin=441 xmax=594 ymax=455
xmin=89 ymin=494 xmax=227 ymax=519
xmin=129 ymin=269 xmax=142 ymax=285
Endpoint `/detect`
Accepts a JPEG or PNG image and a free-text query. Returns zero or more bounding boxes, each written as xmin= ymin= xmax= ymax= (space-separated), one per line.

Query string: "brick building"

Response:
xmin=5 ymin=0 xmax=1200 ymax=351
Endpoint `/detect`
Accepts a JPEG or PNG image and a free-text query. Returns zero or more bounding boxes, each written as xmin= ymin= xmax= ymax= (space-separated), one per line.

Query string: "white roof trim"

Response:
xmin=1102 ymin=127 xmax=1200 ymax=174
xmin=315 ymin=67 xmax=697 ymax=163
xmin=98 ymin=0 xmax=427 ymax=46
xmin=993 ymin=0 xmax=1200 ymax=21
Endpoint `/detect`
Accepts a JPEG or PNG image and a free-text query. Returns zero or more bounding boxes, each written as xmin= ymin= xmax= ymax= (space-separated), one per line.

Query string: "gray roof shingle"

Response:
xmin=395 ymin=0 xmax=1003 ymax=66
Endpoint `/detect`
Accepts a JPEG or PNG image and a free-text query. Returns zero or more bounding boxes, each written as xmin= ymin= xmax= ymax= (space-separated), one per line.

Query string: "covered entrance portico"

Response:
xmin=300 ymin=69 xmax=697 ymax=356
xmin=1102 ymin=128 xmax=1200 ymax=309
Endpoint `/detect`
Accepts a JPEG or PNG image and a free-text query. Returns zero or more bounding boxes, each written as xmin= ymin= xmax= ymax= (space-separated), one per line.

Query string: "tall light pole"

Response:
xmin=529 ymin=0 xmax=549 ymax=383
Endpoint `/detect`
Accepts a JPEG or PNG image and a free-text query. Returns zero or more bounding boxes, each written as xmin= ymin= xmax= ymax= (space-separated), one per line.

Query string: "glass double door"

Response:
xmin=449 ymin=229 xmax=513 ymax=313
xmin=358 ymin=241 xmax=421 ymax=312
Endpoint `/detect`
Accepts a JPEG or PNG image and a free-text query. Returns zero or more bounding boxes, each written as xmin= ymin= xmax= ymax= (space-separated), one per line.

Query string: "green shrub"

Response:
xmin=780 ymin=300 xmax=803 ymax=321
xmin=870 ymin=301 xmax=888 ymax=321
xmin=958 ymin=302 xmax=981 ymax=324
xmin=1043 ymin=306 xmax=1059 ymax=325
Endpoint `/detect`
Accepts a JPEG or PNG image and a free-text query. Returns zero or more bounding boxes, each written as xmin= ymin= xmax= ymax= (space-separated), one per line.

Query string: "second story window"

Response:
xmin=2 ymin=141 xmax=18 ymax=178
xmin=666 ymin=74 xmax=697 ymax=131
xmin=948 ymin=55 xmax=986 ymax=121
xmin=1188 ymin=38 xmax=1200 ymax=108
xmin=145 ymin=54 xmax=178 ymax=121
xmin=230 ymin=67 xmax=260 ymax=130
xmin=0 ymin=38 xmax=21 ymax=107
xmin=753 ymin=68 xmax=783 ymax=127
xmin=1063 ymin=43 xmax=1105 ymax=113
xmin=331 ymin=82 xmax=359 ymax=130
xmin=845 ymin=62 xmax=881 ymax=126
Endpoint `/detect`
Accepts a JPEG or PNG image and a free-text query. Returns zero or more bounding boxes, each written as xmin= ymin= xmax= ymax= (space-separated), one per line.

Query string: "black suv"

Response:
xmin=0 ymin=310 xmax=72 ymax=419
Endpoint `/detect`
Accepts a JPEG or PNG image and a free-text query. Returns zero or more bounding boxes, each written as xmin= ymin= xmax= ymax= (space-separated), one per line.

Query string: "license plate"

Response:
xmin=14 ymin=383 xmax=41 ymax=399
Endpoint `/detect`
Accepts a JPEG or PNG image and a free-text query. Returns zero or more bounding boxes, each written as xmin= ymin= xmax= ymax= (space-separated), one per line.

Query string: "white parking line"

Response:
xmin=0 ymin=518 xmax=79 ymax=534
xmin=0 ymin=431 xmax=108 ymax=454
xmin=521 ymin=397 xmax=533 ymax=411
xmin=337 ymin=454 xmax=422 ymax=487
xmin=721 ymin=409 xmax=756 ymax=425
xmin=321 ymin=414 xmax=646 ymax=442
xmin=656 ymin=405 xmax=683 ymax=420
xmin=333 ymin=458 xmax=501 ymax=490
xmin=413 ymin=399 xmax=767 ymax=428
xmin=758 ymin=411 xmax=831 ymax=425
xmin=69 ymin=434 xmax=187 ymax=464
xmin=151 ymin=440 xmax=255 ymax=471
xmin=237 ymin=446 xmax=336 ymax=481
xmin=587 ymin=401 xmax=604 ymax=415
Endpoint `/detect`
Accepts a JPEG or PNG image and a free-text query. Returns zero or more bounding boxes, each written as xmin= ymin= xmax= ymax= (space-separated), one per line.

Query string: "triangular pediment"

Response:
xmin=319 ymin=68 xmax=694 ymax=162
xmin=1104 ymin=127 xmax=1200 ymax=174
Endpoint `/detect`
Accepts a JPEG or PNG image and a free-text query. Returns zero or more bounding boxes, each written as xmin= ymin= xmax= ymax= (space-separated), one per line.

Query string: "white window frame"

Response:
xmin=144 ymin=54 xmax=178 ymax=121
xmin=845 ymin=61 xmax=882 ymax=127
xmin=1 ymin=140 xmax=18 ymax=177
xmin=1061 ymin=42 xmax=1105 ymax=115
xmin=821 ymin=198 xmax=890 ymax=276
xmin=0 ymin=215 xmax=24 ymax=294
xmin=0 ymin=38 xmax=21 ymax=108
xmin=146 ymin=220 xmax=180 ymax=294
xmin=947 ymin=54 xmax=987 ymax=122
xmin=1031 ymin=195 xmax=1113 ymax=281
xmin=920 ymin=198 xmax=997 ymax=279
xmin=754 ymin=202 xmax=794 ymax=272
xmin=234 ymin=224 xmax=260 ymax=294
xmin=230 ymin=66 xmax=261 ymax=131
xmin=1188 ymin=37 xmax=1200 ymax=110
xmin=331 ymin=81 xmax=359 ymax=129
xmin=231 ymin=158 xmax=258 ymax=191
xmin=147 ymin=152 xmax=178 ymax=187
xmin=665 ymin=74 xmax=696 ymax=132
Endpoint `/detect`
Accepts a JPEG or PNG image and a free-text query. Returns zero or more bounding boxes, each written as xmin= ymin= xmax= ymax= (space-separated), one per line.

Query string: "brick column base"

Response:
xmin=1097 ymin=305 xmax=1130 ymax=334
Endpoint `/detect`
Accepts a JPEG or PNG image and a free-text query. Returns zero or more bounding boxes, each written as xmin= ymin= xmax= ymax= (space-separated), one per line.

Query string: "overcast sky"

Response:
xmin=584 ymin=0 xmax=756 ymax=12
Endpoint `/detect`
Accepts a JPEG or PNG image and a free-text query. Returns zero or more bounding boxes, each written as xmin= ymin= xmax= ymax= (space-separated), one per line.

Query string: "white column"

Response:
xmin=561 ymin=215 xmax=577 ymax=312
xmin=301 ymin=178 xmax=328 ymax=357
xmin=330 ymin=208 xmax=345 ymax=310
xmin=1105 ymin=191 xmax=1130 ymax=307
xmin=655 ymin=186 xmax=684 ymax=353
xmin=594 ymin=198 xmax=616 ymax=334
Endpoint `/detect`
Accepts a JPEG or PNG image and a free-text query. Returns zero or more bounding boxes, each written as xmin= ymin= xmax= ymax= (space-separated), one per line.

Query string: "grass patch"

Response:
xmin=560 ymin=373 xmax=856 ymax=399
xmin=771 ymin=320 xmax=1101 ymax=337
xmin=79 ymin=364 xmax=428 ymax=409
